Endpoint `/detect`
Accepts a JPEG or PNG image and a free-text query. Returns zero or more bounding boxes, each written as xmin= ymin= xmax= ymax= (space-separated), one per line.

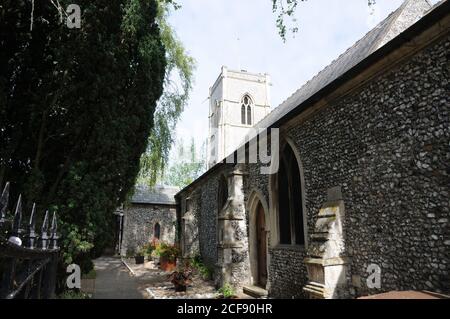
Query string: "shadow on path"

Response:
xmin=93 ymin=256 xmax=147 ymax=299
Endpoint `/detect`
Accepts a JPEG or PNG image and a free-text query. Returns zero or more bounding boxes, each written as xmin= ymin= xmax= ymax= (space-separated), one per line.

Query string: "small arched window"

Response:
xmin=154 ymin=223 xmax=161 ymax=239
xmin=241 ymin=95 xmax=253 ymax=125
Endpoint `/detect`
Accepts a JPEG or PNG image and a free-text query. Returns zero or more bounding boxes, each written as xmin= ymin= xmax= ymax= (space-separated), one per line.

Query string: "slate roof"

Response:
xmin=254 ymin=0 xmax=433 ymax=130
xmin=131 ymin=185 xmax=179 ymax=205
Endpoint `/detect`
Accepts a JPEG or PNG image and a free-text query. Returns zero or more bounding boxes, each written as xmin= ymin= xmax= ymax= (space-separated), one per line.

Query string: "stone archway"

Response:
xmin=247 ymin=190 xmax=270 ymax=289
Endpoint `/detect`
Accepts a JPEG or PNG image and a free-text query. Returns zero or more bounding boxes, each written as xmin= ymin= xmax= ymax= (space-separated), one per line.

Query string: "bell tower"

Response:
xmin=207 ymin=66 xmax=271 ymax=168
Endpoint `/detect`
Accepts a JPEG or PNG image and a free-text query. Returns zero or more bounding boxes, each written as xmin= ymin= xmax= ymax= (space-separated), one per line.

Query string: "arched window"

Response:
xmin=154 ymin=222 xmax=161 ymax=240
xmin=277 ymin=142 xmax=305 ymax=245
xmin=218 ymin=175 xmax=228 ymax=211
xmin=241 ymin=95 xmax=252 ymax=125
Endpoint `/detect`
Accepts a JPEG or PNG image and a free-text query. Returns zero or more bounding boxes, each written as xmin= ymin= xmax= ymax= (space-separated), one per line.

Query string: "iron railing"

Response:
xmin=0 ymin=182 xmax=59 ymax=299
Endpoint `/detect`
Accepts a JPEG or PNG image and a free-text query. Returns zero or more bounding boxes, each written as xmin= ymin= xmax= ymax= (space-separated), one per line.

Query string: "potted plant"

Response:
xmin=143 ymin=241 xmax=155 ymax=261
xmin=149 ymin=238 xmax=160 ymax=263
xmin=156 ymin=242 xmax=180 ymax=272
xmin=134 ymin=247 xmax=145 ymax=264
xmin=168 ymin=266 xmax=193 ymax=292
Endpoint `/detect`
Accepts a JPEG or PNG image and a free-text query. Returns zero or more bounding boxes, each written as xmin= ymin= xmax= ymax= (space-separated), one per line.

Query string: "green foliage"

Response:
xmin=154 ymin=241 xmax=180 ymax=261
xmin=142 ymin=238 xmax=159 ymax=256
xmin=138 ymin=0 xmax=196 ymax=186
xmin=82 ymin=269 xmax=97 ymax=280
xmin=58 ymin=290 xmax=91 ymax=299
xmin=0 ymin=0 xmax=166 ymax=284
xmin=218 ymin=283 xmax=236 ymax=298
xmin=135 ymin=246 xmax=146 ymax=257
xmin=191 ymin=255 xmax=213 ymax=281
xmin=272 ymin=0 xmax=377 ymax=41
xmin=159 ymin=138 xmax=206 ymax=188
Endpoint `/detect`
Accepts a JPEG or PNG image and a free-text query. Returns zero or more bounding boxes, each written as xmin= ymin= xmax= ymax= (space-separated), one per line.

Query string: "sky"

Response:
xmin=166 ymin=0 xmax=437 ymax=160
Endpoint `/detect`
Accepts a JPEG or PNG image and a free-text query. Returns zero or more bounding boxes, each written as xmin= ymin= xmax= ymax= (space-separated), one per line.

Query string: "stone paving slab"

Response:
xmin=122 ymin=258 xmax=218 ymax=299
xmin=93 ymin=257 xmax=147 ymax=299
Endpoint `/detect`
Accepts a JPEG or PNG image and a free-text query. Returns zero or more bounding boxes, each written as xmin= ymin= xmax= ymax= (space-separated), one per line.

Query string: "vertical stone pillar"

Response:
xmin=216 ymin=165 xmax=249 ymax=289
xmin=303 ymin=186 xmax=350 ymax=299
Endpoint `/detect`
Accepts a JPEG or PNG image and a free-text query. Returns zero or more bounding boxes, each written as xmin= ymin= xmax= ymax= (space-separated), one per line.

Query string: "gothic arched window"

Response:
xmin=154 ymin=222 xmax=161 ymax=240
xmin=241 ymin=95 xmax=253 ymax=125
xmin=277 ymin=142 xmax=305 ymax=245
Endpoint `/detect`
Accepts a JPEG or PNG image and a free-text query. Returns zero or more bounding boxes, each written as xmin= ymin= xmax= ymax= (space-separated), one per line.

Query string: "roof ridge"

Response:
xmin=254 ymin=5 xmax=401 ymax=128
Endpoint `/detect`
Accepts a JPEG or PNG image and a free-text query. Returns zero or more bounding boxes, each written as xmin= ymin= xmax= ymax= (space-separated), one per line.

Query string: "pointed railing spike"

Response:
xmin=50 ymin=212 xmax=57 ymax=234
xmin=29 ymin=203 xmax=36 ymax=229
xmin=50 ymin=212 xmax=59 ymax=250
xmin=40 ymin=210 xmax=50 ymax=250
xmin=11 ymin=194 xmax=23 ymax=237
xmin=26 ymin=203 xmax=38 ymax=249
xmin=0 ymin=182 xmax=10 ymax=223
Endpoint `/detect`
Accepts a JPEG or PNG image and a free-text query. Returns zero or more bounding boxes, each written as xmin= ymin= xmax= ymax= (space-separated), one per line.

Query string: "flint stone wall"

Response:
xmin=177 ymin=34 xmax=449 ymax=297
xmin=121 ymin=203 xmax=177 ymax=256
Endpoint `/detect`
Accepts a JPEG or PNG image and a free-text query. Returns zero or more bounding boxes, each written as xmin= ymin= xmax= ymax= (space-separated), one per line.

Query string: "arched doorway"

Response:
xmin=247 ymin=190 xmax=270 ymax=289
xmin=255 ymin=202 xmax=267 ymax=287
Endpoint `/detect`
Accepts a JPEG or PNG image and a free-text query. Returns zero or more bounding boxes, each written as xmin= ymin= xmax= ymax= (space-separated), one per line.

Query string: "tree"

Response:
xmin=0 ymin=0 xmax=166 ymax=277
xmin=272 ymin=0 xmax=377 ymax=41
xmin=138 ymin=0 xmax=196 ymax=186
xmin=158 ymin=138 xmax=206 ymax=188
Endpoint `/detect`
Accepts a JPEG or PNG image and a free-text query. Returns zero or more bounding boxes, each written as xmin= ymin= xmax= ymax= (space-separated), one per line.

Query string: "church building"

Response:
xmin=175 ymin=0 xmax=449 ymax=299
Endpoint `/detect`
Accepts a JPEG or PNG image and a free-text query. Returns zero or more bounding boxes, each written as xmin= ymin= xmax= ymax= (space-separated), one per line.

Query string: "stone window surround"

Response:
xmin=268 ymin=136 xmax=309 ymax=249
xmin=240 ymin=93 xmax=254 ymax=126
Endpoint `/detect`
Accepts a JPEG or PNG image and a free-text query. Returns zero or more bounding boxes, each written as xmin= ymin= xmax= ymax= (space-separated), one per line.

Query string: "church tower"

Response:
xmin=207 ymin=66 xmax=271 ymax=167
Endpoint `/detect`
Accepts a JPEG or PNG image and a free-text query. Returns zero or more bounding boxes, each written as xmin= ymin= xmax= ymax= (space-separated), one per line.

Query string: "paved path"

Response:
xmin=93 ymin=257 xmax=146 ymax=299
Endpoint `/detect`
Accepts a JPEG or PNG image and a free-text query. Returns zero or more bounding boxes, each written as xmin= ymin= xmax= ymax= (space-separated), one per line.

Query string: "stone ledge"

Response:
xmin=304 ymin=256 xmax=351 ymax=266
xmin=243 ymin=285 xmax=268 ymax=299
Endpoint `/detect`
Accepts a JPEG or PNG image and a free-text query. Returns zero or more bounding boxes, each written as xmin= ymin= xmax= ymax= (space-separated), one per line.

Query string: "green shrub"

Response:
xmin=218 ymin=283 xmax=235 ymax=298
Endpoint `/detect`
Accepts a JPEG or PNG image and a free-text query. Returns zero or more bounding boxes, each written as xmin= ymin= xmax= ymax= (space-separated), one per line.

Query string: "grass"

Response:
xmin=191 ymin=255 xmax=214 ymax=280
xmin=58 ymin=290 xmax=91 ymax=299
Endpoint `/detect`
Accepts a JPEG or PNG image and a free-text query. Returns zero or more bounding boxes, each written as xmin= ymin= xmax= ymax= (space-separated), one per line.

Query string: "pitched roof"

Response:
xmin=175 ymin=0 xmax=448 ymax=198
xmin=131 ymin=185 xmax=179 ymax=205
xmin=254 ymin=0 xmax=432 ymax=130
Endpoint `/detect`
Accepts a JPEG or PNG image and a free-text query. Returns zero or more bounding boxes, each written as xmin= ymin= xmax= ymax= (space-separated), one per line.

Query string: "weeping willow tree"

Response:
xmin=138 ymin=0 xmax=195 ymax=186
xmin=272 ymin=0 xmax=377 ymax=41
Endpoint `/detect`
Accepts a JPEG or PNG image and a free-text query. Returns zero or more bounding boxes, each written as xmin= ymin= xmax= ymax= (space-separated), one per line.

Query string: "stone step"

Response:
xmin=243 ymin=285 xmax=268 ymax=299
